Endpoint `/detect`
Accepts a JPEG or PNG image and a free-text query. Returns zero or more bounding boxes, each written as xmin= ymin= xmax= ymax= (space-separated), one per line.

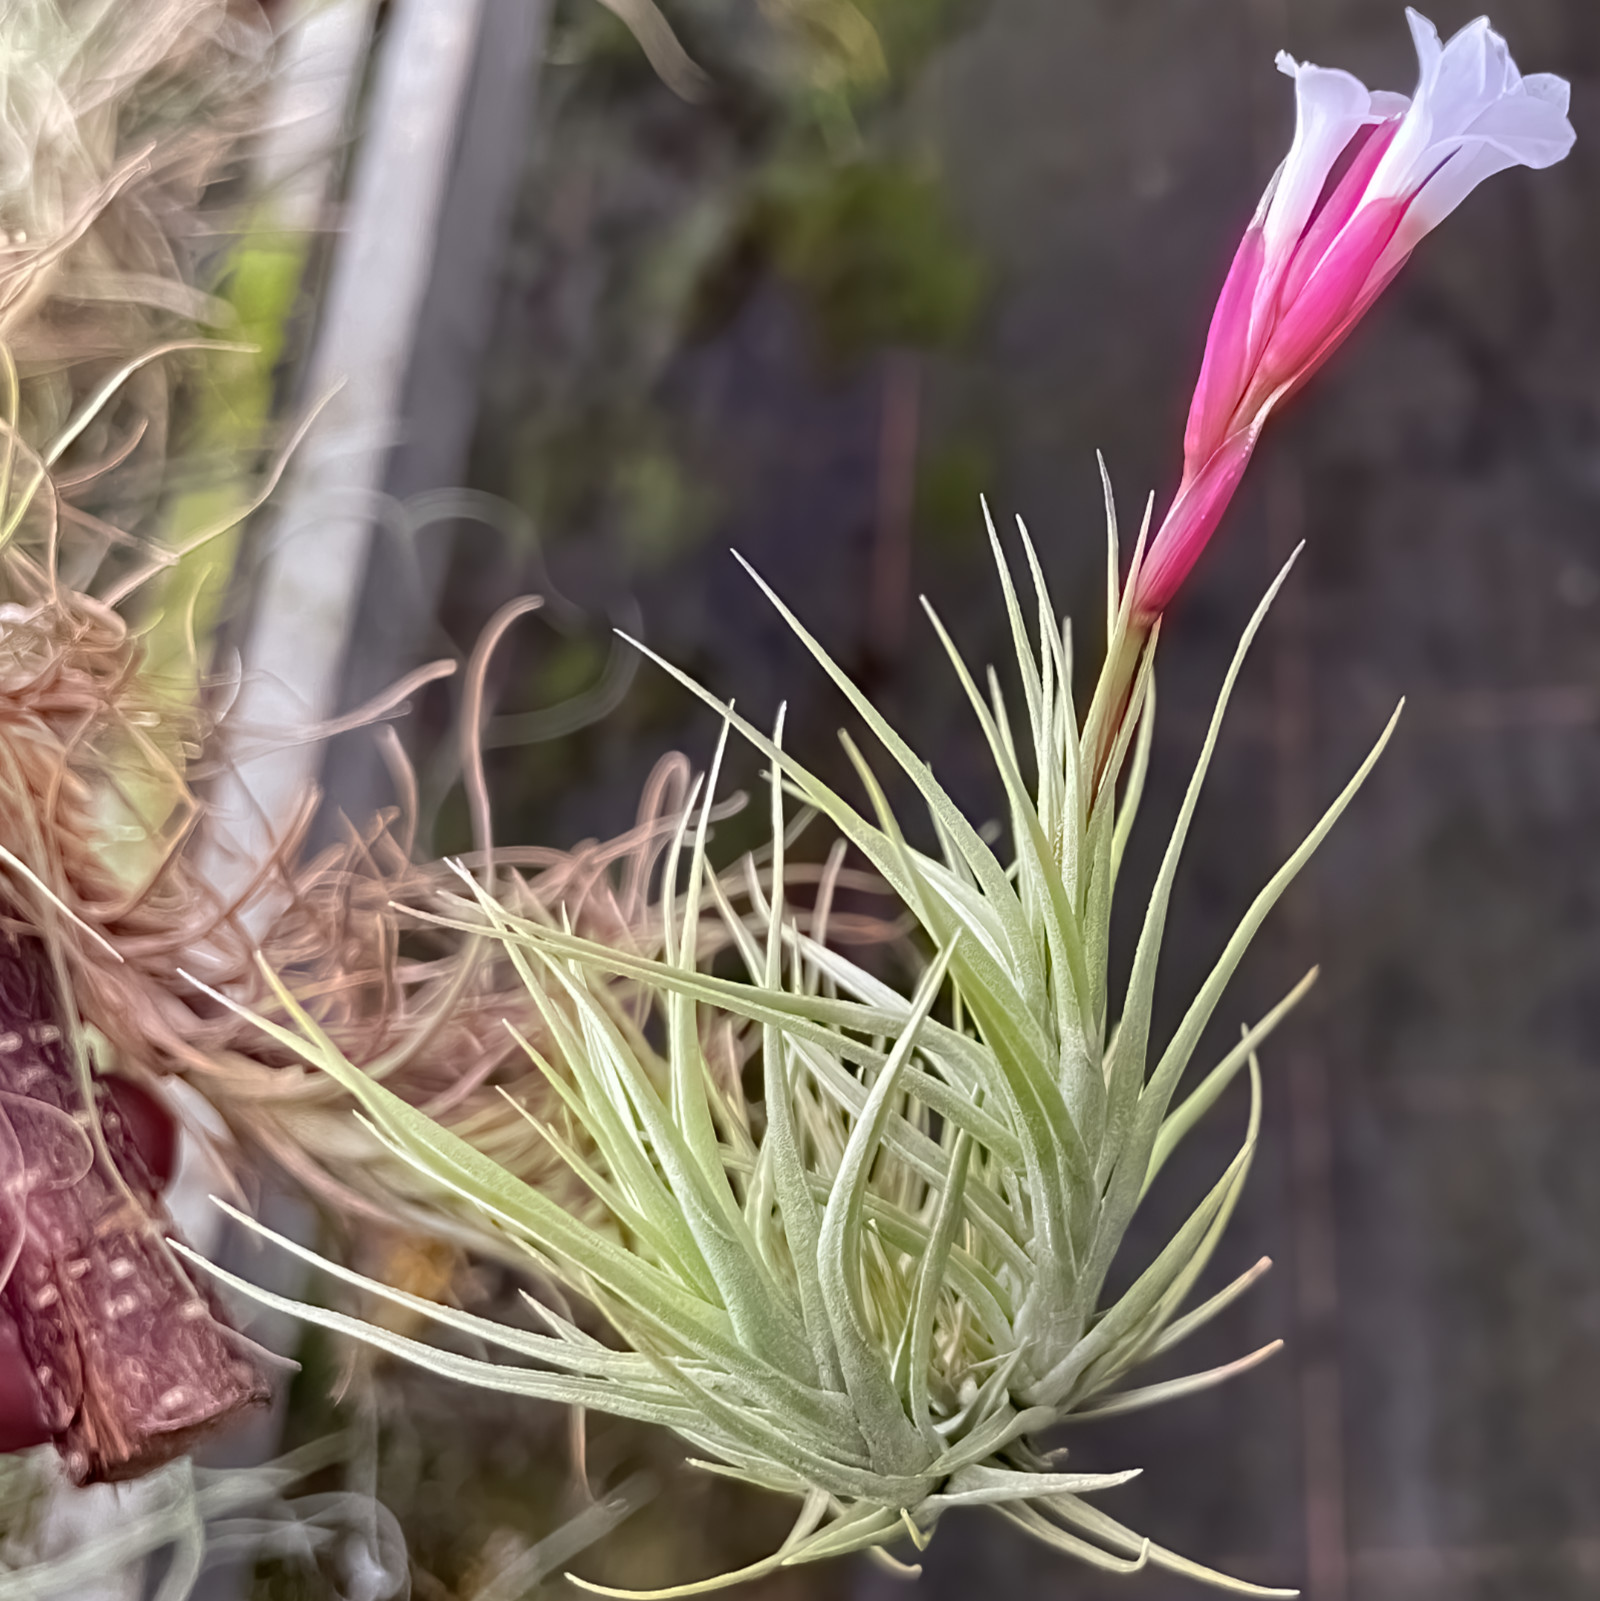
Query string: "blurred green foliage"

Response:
xmin=614 ymin=439 xmax=720 ymax=566
xmin=477 ymin=0 xmax=989 ymax=573
xmin=917 ymin=431 xmax=995 ymax=547
xmin=736 ymin=155 xmax=984 ymax=359
xmin=142 ymin=220 xmax=312 ymax=694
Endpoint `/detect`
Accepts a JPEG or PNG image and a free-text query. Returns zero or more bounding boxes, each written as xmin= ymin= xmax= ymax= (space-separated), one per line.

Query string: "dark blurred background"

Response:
xmin=292 ymin=1 xmax=1600 ymax=1597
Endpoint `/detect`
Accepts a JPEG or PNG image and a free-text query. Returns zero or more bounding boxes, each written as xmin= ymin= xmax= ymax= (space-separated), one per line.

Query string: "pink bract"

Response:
xmin=1129 ymin=8 xmax=1574 ymax=620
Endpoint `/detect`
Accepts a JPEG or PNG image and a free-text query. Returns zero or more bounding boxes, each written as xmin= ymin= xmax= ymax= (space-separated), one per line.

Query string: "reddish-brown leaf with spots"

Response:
xmin=0 ymin=926 xmax=267 ymax=1483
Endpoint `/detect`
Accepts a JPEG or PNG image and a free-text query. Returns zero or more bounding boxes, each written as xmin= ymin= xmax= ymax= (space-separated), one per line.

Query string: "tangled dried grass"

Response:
xmin=0 ymin=0 xmax=896 ymax=1265
xmin=2 ymin=459 xmax=894 ymax=1242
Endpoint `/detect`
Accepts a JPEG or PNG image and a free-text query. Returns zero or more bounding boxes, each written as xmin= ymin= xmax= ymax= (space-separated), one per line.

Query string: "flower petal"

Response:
xmin=1387 ymin=80 xmax=1574 ymax=259
xmin=1366 ymin=11 xmax=1446 ymax=200
xmin=1465 ymin=82 xmax=1577 ymax=167
xmin=1262 ymin=57 xmax=1377 ymax=268
xmin=1406 ymin=5 xmax=1444 ymax=72
xmin=1429 ymin=16 xmax=1496 ymax=118
xmin=1372 ymin=12 xmax=1573 ymax=207
xmin=1522 ymin=72 xmax=1573 ymax=114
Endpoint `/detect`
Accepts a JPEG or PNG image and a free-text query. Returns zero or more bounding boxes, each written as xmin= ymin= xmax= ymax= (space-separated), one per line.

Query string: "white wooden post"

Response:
xmin=200 ymin=0 xmax=490 ymax=901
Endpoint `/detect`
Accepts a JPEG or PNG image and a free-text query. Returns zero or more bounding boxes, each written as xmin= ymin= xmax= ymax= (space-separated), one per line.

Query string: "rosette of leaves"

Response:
xmin=184 ymin=507 xmax=1399 ymax=1595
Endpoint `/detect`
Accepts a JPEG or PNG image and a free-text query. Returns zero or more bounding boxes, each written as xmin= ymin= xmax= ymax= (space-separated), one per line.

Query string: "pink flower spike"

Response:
xmin=1255 ymin=193 xmax=1411 ymax=397
xmin=1270 ymin=248 xmax=1413 ymax=412
xmin=1183 ymin=224 xmax=1267 ymax=469
xmin=1132 ymin=426 xmax=1260 ymax=619
xmin=1130 ymin=10 xmax=1574 ymax=620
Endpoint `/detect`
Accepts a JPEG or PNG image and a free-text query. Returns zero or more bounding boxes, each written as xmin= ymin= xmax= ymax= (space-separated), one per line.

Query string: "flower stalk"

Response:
xmin=1089 ymin=9 xmax=1575 ymax=777
xmin=1134 ymin=8 xmax=1573 ymax=624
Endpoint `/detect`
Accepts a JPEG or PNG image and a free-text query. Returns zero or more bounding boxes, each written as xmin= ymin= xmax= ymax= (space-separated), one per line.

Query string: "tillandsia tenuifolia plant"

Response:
xmin=176 ymin=10 xmax=1573 ymax=1597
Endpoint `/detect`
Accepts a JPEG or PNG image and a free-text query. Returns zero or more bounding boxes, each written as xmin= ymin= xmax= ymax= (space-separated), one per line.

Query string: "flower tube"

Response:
xmin=1130 ymin=8 xmax=1575 ymax=619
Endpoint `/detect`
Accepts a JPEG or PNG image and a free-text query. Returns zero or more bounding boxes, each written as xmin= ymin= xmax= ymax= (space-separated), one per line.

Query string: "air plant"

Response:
xmin=182 ymin=507 xmax=1383 ymax=1597
xmin=173 ymin=9 xmax=1577 ymax=1595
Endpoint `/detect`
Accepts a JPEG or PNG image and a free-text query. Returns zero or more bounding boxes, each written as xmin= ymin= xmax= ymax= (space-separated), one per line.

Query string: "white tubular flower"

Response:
xmin=1135 ymin=8 xmax=1574 ymax=620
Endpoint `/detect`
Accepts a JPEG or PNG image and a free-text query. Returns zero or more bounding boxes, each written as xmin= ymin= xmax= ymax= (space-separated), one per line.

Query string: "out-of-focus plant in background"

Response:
xmin=451 ymin=0 xmax=990 ymax=843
